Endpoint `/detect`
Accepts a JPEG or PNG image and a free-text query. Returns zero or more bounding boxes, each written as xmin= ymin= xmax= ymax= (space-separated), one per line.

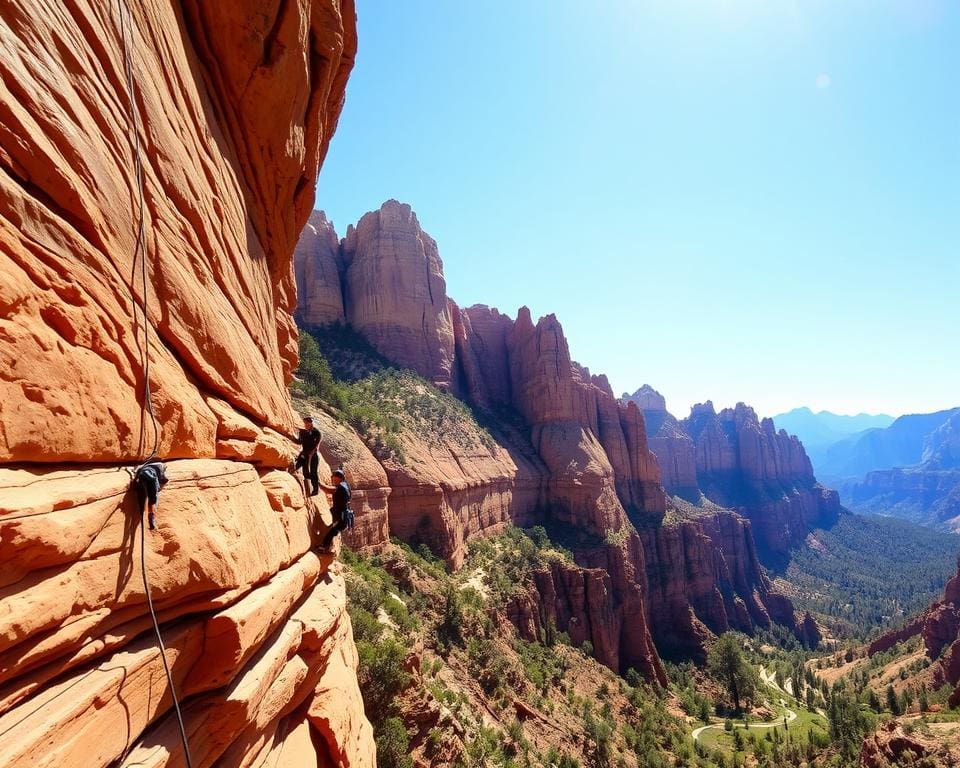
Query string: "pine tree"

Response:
xmin=886 ymin=684 xmax=901 ymax=716
xmin=707 ymin=634 xmax=758 ymax=714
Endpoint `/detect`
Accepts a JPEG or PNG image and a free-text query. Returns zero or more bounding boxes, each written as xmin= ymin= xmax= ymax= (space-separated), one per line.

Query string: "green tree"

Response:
xmin=707 ymin=633 xmax=757 ymax=714
xmin=357 ymin=638 xmax=410 ymax=724
xmin=376 ymin=717 xmax=413 ymax=768
xmin=436 ymin=584 xmax=464 ymax=650
xmin=828 ymin=690 xmax=870 ymax=760
xmin=886 ymin=684 xmax=901 ymax=715
xmin=732 ymin=727 xmax=746 ymax=752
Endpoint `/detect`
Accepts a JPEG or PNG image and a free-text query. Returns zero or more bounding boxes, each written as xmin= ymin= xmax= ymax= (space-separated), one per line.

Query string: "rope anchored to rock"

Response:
xmin=117 ymin=0 xmax=192 ymax=764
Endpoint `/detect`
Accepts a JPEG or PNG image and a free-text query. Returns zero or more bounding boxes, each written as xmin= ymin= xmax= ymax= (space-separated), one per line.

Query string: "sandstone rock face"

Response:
xmin=1 ymin=0 xmax=356 ymax=462
xmin=1 ymin=2 xmax=372 ymax=766
xmin=295 ymin=200 xmax=458 ymax=387
xmin=295 ymin=210 xmax=346 ymax=326
xmin=309 ymin=408 xmax=392 ymax=552
xmin=0 ymin=463 xmax=372 ymax=767
xmin=851 ymin=467 xmax=960 ymax=529
xmin=798 ymin=612 xmax=823 ymax=650
xmin=453 ymin=304 xmax=515 ymax=406
xmin=377 ymin=408 xmax=546 ymax=571
xmin=868 ymin=562 xmax=960 ymax=708
xmin=633 ymin=386 xmax=700 ymax=501
xmin=508 ymin=560 xmax=625 ymax=670
xmin=638 ymin=510 xmax=800 ymax=660
xmin=623 ymin=384 xmax=666 ymax=413
xmin=344 ymin=201 xmax=457 ymax=387
xmin=860 ymin=720 xmax=960 ymax=768
xmin=638 ymin=393 xmax=839 ymax=555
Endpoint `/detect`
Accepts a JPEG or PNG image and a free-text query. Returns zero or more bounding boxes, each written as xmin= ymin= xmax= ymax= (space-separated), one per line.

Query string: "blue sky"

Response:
xmin=316 ymin=0 xmax=959 ymax=419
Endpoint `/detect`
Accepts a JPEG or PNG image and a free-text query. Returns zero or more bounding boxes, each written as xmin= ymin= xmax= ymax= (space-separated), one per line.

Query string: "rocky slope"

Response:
xmin=0 ymin=2 xmax=373 ymax=766
xmin=629 ymin=385 xmax=840 ymax=556
xmin=867 ymin=562 xmax=960 ymax=707
xmin=860 ymin=721 xmax=960 ymax=768
xmin=295 ymin=201 xmax=812 ymax=670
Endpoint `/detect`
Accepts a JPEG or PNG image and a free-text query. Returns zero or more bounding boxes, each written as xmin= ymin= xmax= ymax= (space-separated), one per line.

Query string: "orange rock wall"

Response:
xmin=0 ymin=1 xmax=373 ymax=766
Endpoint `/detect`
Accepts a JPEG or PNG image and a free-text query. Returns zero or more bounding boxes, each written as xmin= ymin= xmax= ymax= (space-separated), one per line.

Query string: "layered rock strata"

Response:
xmin=638 ymin=510 xmax=803 ymax=660
xmin=1 ymin=1 xmax=372 ymax=765
xmin=296 ymin=200 xmax=456 ymax=387
xmin=634 ymin=387 xmax=839 ymax=555
xmin=848 ymin=410 xmax=960 ymax=528
xmin=296 ymin=203 xmax=806 ymax=670
xmin=626 ymin=386 xmax=699 ymax=501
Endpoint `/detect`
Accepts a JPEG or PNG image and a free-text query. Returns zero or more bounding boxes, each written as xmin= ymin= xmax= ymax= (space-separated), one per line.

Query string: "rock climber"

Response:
xmin=317 ymin=468 xmax=352 ymax=552
xmin=296 ymin=414 xmax=322 ymax=496
xmin=134 ymin=460 xmax=169 ymax=531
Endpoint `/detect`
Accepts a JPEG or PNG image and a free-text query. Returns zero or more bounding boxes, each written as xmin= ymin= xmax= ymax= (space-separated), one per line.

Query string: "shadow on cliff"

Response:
xmin=115 ymin=477 xmax=146 ymax=599
xmin=761 ymin=504 xmax=847 ymax=577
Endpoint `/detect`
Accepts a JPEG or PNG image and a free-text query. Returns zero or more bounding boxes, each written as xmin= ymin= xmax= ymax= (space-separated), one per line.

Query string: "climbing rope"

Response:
xmin=0 ymin=466 xmax=254 ymax=524
xmin=116 ymin=1 xmax=192 ymax=765
xmin=139 ymin=507 xmax=194 ymax=768
xmin=119 ymin=0 xmax=159 ymax=467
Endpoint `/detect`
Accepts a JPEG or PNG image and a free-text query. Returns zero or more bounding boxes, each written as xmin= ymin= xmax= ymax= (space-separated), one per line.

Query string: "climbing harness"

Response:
xmin=117 ymin=0 xmax=193 ymax=764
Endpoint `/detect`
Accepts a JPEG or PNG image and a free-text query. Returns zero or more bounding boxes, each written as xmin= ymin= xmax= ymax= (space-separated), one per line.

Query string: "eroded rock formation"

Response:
xmin=638 ymin=509 xmax=804 ymax=660
xmin=301 ymin=200 xmax=458 ymax=387
xmin=860 ymin=720 xmax=960 ymax=768
xmin=295 ymin=203 xmax=808 ymax=671
xmin=1 ymin=1 xmax=372 ymax=766
xmin=635 ymin=386 xmax=839 ymax=555
xmin=295 ymin=210 xmax=346 ymax=327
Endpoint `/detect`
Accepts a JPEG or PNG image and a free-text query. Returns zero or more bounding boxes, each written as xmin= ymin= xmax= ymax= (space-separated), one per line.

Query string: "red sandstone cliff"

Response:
xmin=867 ymin=562 xmax=960 ymax=706
xmin=295 ymin=202 xmax=806 ymax=671
xmin=626 ymin=386 xmax=700 ymax=501
xmin=0 ymin=2 xmax=373 ymax=766
xmin=633 ymin=386 xmax=840 ymax=555
xmin=345 ymin=201 xmax=457 ymax=388
xmin=295 ymin=210 xmax=347 ymax=327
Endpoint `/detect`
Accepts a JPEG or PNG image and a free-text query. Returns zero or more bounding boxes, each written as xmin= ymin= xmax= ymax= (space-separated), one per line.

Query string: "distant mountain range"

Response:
xmin=811 ymin=408 xmax=959 ymax=480
xmin=771 ymin=407 xmax=894 ymax=450
xmin=773 ymin=406 xmax=960 ymax=529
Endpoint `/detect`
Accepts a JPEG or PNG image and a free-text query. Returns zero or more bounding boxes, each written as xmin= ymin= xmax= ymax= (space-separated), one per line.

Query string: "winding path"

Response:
xmin=692 ymin=707 xmax=797 ymax=743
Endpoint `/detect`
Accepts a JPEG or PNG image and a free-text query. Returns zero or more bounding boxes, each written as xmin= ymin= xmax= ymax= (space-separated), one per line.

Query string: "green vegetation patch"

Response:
xmin=778 ymin=512 xmax=960 ymax=640
xmin=294 ymin=323 xmax=498 ymax=462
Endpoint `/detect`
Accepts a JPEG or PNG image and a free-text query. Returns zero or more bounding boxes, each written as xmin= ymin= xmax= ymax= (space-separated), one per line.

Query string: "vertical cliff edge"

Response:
xmin=0 ymin=2 xmax=374 ymax=766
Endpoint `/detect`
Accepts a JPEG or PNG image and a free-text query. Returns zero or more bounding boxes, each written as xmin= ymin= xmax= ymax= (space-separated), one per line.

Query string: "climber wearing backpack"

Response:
xmin=134 ymin=460 xmax=169 ymax=531
xmin=317 ymin=468 xmax=354 ymax=552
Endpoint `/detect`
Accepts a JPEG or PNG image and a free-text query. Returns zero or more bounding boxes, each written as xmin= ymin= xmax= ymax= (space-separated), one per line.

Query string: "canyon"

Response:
xmin=295 ymin=200 xmax=830 ymax=669
xmin=0 ymin=1 xmax=373 ymax=766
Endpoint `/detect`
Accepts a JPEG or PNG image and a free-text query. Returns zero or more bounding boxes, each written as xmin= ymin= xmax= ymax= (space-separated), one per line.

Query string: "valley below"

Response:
xmin=291 ymin=201 xmax=960 ymax=767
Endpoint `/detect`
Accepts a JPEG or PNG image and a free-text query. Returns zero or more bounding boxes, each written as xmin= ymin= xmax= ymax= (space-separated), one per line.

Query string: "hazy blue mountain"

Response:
xmin=816 ymin=408 xmax=959 ymax=481
xmin=797 ymin=407 xmax=960 ymax=529
xmin=772 ymin=407 xmax=895 ymax=449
